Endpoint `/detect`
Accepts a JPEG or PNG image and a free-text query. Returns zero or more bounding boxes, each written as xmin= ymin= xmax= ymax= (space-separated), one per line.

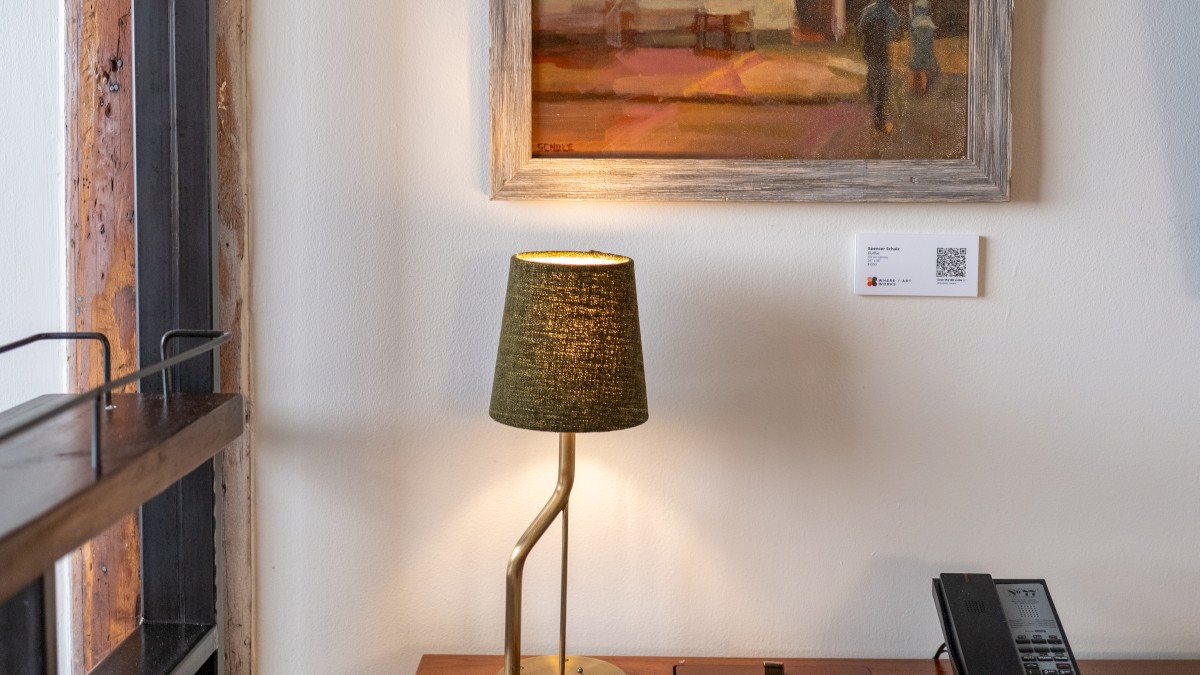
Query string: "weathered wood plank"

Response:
xmin=216 ymin=0 xmax=251 ymax=397
xmin=0 ymin=393 xmax=244 ymax=605
xmin=215 ymin=0 xmax=254 ymax=670
xmin=67 ymin=1 xmax=137 ymax=386
xmin=64 ymin=0 xmax=142 ymax=668
xmin=74 ymin=511 xmax=139 ymax=672
xmin=216 ymin=437 xmax=253 ymax=675
xmin=489 ymin=0 xmax=1011 ymax=201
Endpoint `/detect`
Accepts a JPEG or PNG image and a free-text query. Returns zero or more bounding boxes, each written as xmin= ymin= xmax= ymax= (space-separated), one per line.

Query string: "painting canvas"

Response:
xmin=489 ymin=0 xmax=1010 ymax=201
xmin=532 ymin=0 xmax=970 ymax=160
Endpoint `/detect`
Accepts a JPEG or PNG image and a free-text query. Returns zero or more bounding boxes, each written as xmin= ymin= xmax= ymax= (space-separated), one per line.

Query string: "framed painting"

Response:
xmin=490 ymin=0 xmax=1010 ymax=201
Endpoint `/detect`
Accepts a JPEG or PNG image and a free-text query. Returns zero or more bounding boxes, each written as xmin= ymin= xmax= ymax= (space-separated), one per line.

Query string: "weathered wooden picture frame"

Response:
xmin=490 ymin=0 xmax=1011 ymax=202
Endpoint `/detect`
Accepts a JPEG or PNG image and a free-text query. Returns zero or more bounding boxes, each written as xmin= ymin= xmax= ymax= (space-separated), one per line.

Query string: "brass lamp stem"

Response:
xmin=505 ymin=432 xmax=575 ymax=675
xmin=560 ymin=501 xmax=568 ymax=675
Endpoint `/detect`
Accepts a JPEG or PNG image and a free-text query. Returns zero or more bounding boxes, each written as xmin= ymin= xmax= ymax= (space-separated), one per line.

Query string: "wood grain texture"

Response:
xmin=67 ymin=0 xmax=137 ymax=390
xmin=489 ymin=0 xmax=1011 ymax=201
xmin=415 ymin=655 xmax=1200 ymax=675
xmin=217 ymin=437 xmax=253 ymax=675
xmin=64 ymin=0 xmax=142 ymax=668
xmin=0 ymin=393 xmax=244 ymax=604
xmin=215 ymin=0 xmax=255 ymax=670
xmin=74 ymin=513 xmax=139 ymax=672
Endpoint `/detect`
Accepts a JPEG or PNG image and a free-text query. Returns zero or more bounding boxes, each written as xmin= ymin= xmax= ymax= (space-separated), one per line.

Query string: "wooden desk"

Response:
xmin=416 ymin=654 xmax=1200 ymax=675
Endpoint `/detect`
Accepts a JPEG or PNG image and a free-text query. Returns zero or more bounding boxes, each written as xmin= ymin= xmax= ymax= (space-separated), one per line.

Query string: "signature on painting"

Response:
xmin=536 ymin=142 xmax=577 ymax=153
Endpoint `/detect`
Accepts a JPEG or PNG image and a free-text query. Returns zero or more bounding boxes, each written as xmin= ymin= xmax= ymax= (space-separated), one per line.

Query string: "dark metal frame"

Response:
xmin=0 ymin=333 xmax=112 ymax=394
xmin=0 ymin=578 xmax=50 ymax=674
xmin=133 ymin=0 xmax=220 ymax=671
xmin=160 ymin=330 xmax=226 ymax=395
xmin=134 ymin=0 xmax=214 ymax=396
xmin=0 ymin=333 xmax=113 ymax=472
xmin=0 ymin=333 xmax=228 ymax=466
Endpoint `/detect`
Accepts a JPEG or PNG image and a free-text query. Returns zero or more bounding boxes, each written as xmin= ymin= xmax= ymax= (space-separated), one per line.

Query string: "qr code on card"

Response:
xmin=936 ymin=247 xmax=967 ymax=278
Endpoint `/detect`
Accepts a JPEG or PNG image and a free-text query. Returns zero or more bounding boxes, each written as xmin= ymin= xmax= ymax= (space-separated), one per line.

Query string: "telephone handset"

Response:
xmin=933 ymin=573 xmax=1080 ymax=675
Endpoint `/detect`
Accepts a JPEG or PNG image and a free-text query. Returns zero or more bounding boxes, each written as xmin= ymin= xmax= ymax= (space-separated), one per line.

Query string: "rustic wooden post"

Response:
xmin=65 ymin=0 xmax=142 ymax=668
xmin=215 ymin=0 xmax=255 ymax=669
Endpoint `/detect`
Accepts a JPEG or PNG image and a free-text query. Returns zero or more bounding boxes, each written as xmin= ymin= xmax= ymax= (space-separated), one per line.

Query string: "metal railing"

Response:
xmin=0 ymin=329 xmax=230 ymax=477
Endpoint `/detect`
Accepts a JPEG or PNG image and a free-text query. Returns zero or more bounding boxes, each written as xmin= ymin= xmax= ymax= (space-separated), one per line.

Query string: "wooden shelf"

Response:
xmin=0 ymin=393 xmax=243 ymax=602
xmin=91 ymin=623 xmax=217 ymax=675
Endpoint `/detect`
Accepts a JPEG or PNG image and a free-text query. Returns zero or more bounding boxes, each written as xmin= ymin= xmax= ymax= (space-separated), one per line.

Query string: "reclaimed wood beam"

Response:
xmin=65 ymin=0 xmax=141 ymax=669
xmin=216 ymin=0 xmax=254 ymax=670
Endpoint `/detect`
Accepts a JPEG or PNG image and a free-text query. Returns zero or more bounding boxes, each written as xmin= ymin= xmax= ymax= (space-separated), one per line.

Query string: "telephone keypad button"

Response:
xmin=1035 ymin=647 xmax=1050 ymax=653
xmin=1019 ymin=647 xmax=1035 ymax=653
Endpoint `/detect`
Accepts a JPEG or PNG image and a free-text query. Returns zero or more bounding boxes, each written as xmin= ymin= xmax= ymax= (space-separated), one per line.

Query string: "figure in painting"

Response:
xmin=908 ymin=0 xmax=940 ymax=94
xmin=858 ymin=0 xmax=900 ymax=133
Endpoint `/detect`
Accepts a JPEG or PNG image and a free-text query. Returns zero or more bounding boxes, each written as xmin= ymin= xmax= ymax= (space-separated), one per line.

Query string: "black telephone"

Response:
xmin=933 ymin=573 xmax=1080 ymax=675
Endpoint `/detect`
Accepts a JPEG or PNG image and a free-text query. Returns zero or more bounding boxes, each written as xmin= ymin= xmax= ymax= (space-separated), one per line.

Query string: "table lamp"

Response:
xmin=490 ymin=251 xmax=648 ymax=675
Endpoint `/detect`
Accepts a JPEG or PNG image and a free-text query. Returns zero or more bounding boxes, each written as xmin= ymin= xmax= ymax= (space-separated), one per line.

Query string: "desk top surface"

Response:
xmin=416 ymin=654 xmax=1200 ymax=675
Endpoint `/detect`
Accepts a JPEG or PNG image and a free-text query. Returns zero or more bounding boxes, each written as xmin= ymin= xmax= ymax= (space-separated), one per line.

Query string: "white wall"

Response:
xmin=0 ymin=4 xmax=65 ymax=407
xmin=249 ymin=2 xmax=1200 ymax=673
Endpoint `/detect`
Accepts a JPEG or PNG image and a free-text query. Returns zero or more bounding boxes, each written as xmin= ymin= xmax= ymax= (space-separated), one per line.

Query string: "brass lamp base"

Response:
xmin=499 ymin=655 xmax=625 ymax=675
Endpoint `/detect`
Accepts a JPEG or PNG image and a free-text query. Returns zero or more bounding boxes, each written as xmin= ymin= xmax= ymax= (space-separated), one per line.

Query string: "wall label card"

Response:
xmin=853 ymin=234 xmax=980 ymax=297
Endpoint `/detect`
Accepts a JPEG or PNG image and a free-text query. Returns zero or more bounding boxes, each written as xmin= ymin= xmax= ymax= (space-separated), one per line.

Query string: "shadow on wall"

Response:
xmin=649 ymin=281 xmax=861 ymax=456
xmin=254 ymin=416 xmax=512 ymax=673
xmin=1148 ymin=0 xmax=1200 ymax=297
xmin=819 ymin=556 xmax=947 ymax=657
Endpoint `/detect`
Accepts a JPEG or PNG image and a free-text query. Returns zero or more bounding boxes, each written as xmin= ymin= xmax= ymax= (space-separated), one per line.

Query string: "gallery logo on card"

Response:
xmin=867 ymin=277 xmax=877 ymax=287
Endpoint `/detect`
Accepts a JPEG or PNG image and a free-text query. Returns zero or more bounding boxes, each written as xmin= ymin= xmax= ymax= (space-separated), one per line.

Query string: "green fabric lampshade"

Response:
xmin=490 ymin=251 xmax=648 ymax=433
